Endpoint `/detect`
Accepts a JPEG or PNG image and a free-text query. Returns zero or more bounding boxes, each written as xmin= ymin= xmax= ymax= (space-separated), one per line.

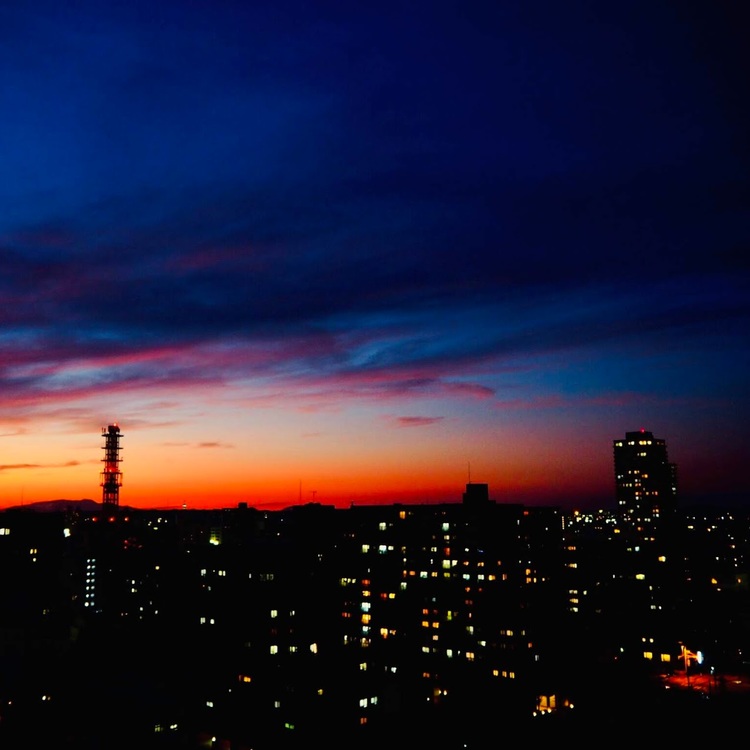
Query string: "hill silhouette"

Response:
xmin=2 ymin=498 xmax=101 ymax=512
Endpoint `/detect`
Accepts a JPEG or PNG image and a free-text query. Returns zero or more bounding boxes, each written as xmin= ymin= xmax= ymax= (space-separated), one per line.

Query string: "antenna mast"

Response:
xmin=100 ymin=423 xmax=123 ymax=509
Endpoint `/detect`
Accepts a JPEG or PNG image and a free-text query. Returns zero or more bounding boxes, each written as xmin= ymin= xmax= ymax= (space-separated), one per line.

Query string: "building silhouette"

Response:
xmin=0 ymin=429 xmax=748 ymax=748
xmin=613 ymin=428 xmax=678 ymax=518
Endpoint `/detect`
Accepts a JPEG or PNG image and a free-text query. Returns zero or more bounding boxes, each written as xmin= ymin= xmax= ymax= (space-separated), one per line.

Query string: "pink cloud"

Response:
xmin=391 ymin=416 xmax=445 ymax=428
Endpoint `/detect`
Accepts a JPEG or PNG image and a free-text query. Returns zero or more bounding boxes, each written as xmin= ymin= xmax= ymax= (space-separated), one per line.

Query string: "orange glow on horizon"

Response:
xmin=0 ymin=416 xmax=618 ymax=512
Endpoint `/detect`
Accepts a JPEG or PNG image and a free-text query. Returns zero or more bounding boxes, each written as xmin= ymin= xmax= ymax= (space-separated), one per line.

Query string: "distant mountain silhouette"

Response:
xmin=2 ymin=498 xmax=101 ymax=512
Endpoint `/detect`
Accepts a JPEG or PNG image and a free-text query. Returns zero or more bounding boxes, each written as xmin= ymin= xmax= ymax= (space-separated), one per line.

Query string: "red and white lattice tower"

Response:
xmin=100 ymin=423 xmax=123 ymax=509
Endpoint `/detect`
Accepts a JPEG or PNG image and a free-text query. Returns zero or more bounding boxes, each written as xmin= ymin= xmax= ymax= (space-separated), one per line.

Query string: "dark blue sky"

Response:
xmin=1 ymin=1 xmax=748 ymax=509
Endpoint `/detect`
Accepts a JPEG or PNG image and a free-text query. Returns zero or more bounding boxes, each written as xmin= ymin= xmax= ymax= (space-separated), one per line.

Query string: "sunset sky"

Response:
xmin=1 ymin=1 xmax=748 ymax=511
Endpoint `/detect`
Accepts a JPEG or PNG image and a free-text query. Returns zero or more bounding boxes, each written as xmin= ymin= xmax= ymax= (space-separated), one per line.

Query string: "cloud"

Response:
xmin=391 ymin=416 xmax=445 ymax=428
xmin=0 ymin=461 xmax=80 ymax=472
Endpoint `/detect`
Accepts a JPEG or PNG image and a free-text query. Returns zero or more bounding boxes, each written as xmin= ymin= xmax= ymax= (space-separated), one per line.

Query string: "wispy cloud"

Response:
xmin=390 ymin=416 xmax=445 ymax=428
xmin=0 ymin=461 xmax=80 ymax=472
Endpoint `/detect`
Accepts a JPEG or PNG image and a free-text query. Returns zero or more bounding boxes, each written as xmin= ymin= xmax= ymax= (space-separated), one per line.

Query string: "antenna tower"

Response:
xmin=100 ymin=423 xmax=123 ymax=509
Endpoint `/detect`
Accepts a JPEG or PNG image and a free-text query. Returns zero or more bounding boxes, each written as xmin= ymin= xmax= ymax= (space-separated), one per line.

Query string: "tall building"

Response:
xmin=613 ymin=428 xmax=677 ymax=517
xmin=462 ymin=481 xmax=490 ymax=508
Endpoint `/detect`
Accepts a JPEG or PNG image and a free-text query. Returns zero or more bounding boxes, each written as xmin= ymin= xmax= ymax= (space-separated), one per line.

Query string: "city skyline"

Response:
xmin=1 ymin=2 xmax=748 ymax=511
xmin=0 ymin=422 xmax=735 ymax=513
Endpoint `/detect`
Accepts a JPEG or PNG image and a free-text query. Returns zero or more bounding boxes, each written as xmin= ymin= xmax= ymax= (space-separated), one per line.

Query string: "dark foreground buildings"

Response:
xmin=0 ymin=432 xmax=749 ymax=748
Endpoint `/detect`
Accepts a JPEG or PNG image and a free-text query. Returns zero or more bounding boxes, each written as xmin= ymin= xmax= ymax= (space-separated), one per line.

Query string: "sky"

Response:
xmin=0 ymin=1 xmax=748 ymax=512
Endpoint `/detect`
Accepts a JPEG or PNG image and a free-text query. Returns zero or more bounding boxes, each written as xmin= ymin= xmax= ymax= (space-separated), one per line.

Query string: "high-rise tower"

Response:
xmin=613 ymin=428 xmax=677 ymax=518
xmin=100 ymin=423 xmax=123 ymax=509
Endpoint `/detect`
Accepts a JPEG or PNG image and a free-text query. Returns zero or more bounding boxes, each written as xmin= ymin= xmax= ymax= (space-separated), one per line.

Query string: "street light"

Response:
xmin=680 ymin=645 xmax=703 ymax=687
